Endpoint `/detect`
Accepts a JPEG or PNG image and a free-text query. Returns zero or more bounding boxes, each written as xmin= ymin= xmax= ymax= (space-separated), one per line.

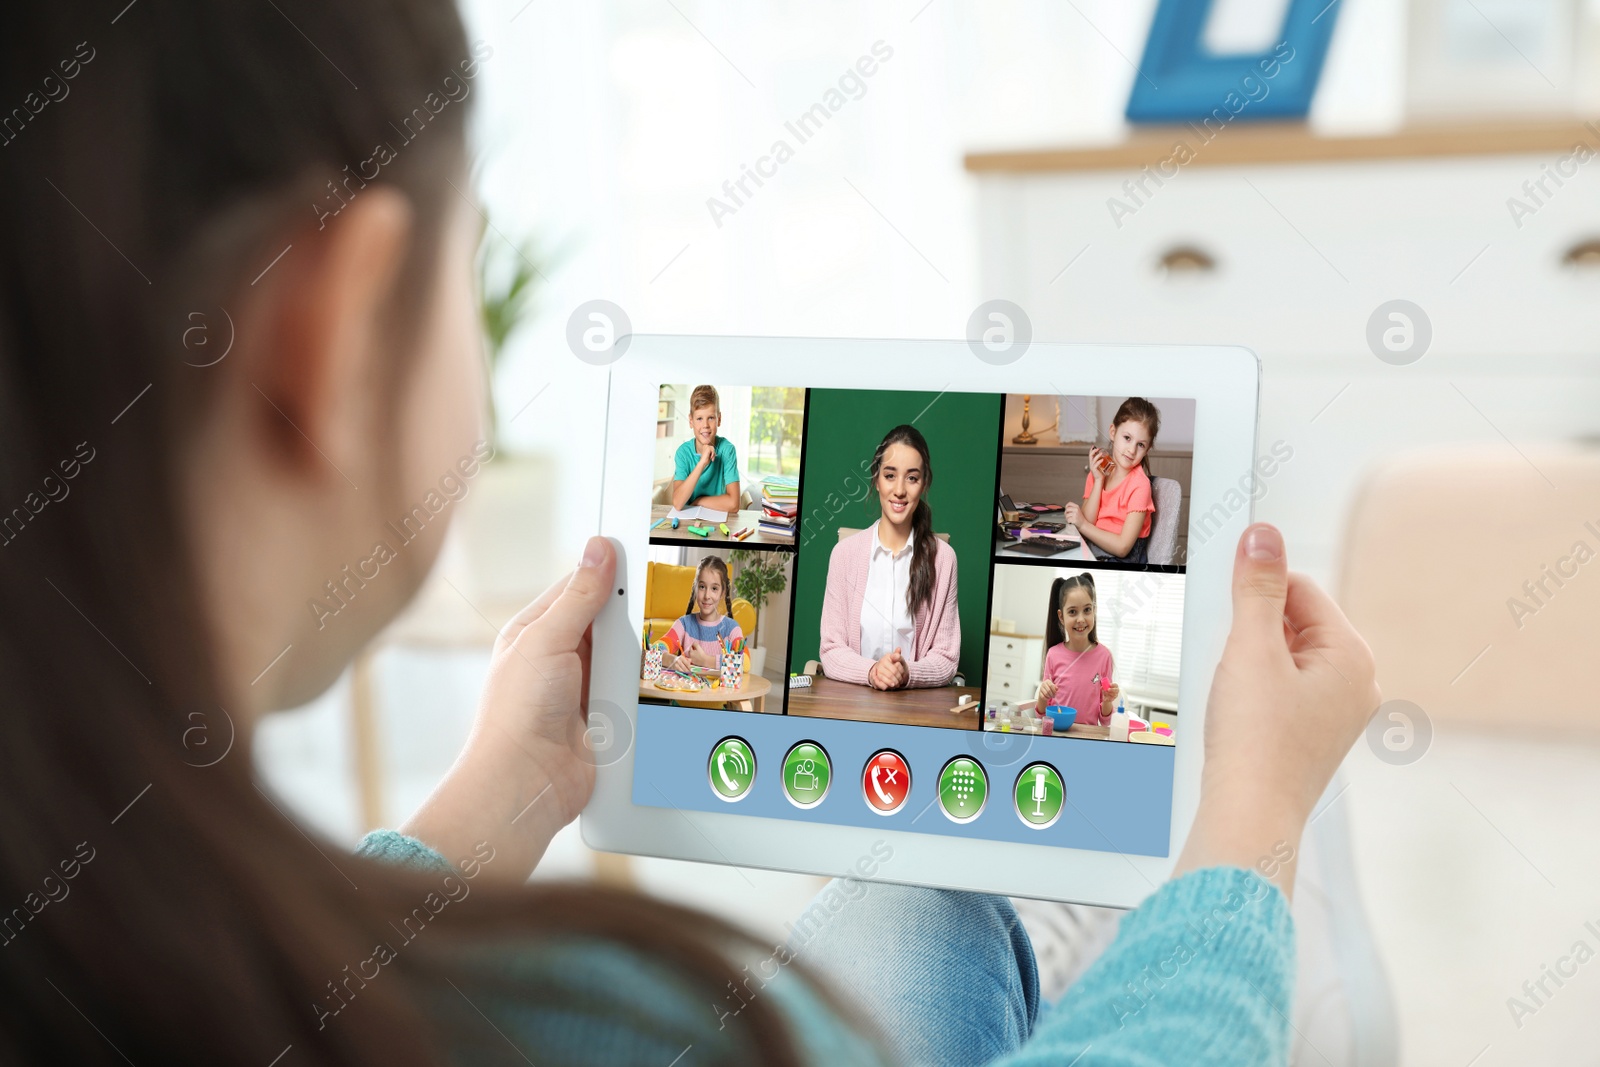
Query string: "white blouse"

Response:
xmin=859 ymin=520 xmax=916 ymax=663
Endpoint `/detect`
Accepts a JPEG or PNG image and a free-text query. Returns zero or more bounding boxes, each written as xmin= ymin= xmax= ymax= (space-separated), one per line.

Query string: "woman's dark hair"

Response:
xmin=869 ymin=424 xmax=936 ymax=620
xmin=686 ymin=555 xmax=736 ymax=619
xmin=1110 ymin=396 xmax=1162 ymax=480
xmin=1044 ymin=573 xmax=1099 ymax=648
xmin=0 ymin=5 xmax=821 ymax=1063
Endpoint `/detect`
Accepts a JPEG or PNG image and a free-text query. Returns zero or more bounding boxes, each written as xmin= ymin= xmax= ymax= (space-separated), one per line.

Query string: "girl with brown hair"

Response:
xmin=1066 ymin=397 xmax=1162 ymax=564
xmin=1 ymin=4 xmax=1382 ymax=1064
xmin=662 ymin=555 xmax=744 ymax=672
xmin=818 ymin=424 xmax=961 ymax=690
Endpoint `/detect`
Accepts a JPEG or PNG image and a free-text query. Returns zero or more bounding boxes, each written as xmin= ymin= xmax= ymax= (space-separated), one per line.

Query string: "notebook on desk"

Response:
xmin=667 ymin=504 xmax=729 ymax=522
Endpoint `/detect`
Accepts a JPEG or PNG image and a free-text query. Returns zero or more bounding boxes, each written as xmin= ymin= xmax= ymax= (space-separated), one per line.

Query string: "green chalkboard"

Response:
xmin=787 ymin=389 xmax=1002 ymax=684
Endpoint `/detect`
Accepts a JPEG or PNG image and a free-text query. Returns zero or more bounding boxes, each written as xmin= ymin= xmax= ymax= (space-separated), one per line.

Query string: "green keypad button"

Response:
xmin=782 ymin=741 xmax=831 ymax=809
xmin=1013 ymin=762 xmax=1065 ymax=829
xmin=707 ymin=737 xmax=756 ymax=802
xmin=938 ymin=757 xmax=988 ymax=824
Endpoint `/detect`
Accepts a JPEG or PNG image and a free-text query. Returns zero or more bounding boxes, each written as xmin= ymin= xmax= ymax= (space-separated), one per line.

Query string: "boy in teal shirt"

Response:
xmin=671 ymin=384 xmax=741 ymax=511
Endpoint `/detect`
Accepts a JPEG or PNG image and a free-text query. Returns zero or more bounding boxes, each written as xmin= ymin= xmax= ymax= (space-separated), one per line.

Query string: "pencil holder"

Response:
xmin=719 ymin=650 xmax=743 ymax=689
xmin=643 ymin=646 xmax=663 ymax=681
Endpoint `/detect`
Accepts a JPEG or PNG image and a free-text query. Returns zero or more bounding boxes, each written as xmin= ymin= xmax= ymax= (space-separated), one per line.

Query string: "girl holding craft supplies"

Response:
xmin=661 ymin=556 xmax=745 ymax=673
xmin=1035 ymin=573 xmax=1120 ymax=726
xmin=1064 ymin=396 xmax=1161 ymax=564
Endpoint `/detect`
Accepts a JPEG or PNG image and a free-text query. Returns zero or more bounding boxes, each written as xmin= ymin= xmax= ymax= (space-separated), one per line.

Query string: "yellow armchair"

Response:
xmin=642 ymin=561 xmax=755 ymax=650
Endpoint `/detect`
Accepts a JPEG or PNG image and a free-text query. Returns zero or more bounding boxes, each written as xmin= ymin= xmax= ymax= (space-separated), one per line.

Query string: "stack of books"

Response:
xmin=759 ymin=476 xmax=799 ymax=538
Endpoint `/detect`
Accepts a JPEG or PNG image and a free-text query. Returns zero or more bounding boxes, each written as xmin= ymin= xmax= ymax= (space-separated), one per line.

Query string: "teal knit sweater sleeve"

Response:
xmin=995 ymin=866 xmax=1296 ymax=1067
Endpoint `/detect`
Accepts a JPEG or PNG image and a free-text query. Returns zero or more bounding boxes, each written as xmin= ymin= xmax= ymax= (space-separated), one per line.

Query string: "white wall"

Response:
xmin=1003 ymin=394 xmax=1197 ymax=449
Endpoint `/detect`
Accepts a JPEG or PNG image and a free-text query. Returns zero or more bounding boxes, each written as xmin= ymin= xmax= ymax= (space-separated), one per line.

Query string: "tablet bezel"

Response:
xmin=581 ymin=336 xmax=1258 ymax=909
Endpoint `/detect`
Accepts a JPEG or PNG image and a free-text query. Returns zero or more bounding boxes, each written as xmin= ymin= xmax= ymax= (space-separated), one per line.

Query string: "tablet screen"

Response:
xmin=634 ymin=386 xmax=1196 ymax=857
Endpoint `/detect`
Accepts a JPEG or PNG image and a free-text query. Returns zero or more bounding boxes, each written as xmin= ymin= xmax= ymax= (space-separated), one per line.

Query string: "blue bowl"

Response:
xmin=1044 ymin=705 xmax=1078 ymax=731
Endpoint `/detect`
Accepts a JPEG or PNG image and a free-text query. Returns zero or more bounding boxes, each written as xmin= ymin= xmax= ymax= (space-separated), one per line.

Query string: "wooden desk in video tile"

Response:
xmin=787 ymin=676 xmax=979 ymax=731
xmin=649 ymin=506 xmax=794 ymax=547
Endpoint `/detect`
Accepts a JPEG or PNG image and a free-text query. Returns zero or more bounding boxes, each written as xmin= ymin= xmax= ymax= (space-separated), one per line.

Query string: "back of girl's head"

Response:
xmin=1111 ymin=397 xmax=1161 ymax=454
xmin=686 ymin=555 xmax=735 ymax=617
xmin=1044 ymin=573 xmax=1099 ymax=648
xmin=0 ymin=7 xmax=813 ymax=1064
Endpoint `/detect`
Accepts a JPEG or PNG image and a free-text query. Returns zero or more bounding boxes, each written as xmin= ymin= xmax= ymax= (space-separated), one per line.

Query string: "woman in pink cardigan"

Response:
xmin=819 ymin=425 xmax=961 ymax=689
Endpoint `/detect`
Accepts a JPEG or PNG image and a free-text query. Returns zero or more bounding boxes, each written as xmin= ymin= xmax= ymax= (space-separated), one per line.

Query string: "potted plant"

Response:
xmin=479 ymin=223 xmax=541 ymax=455
xmin=728 ymin=548 xmax=787 ymax=679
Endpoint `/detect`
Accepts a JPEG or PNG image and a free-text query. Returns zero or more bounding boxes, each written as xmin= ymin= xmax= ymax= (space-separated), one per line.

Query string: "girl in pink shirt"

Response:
xmin=1065 ymin=397 xmax=1160 ymax=564
xmin=1035 ymin=573 xmax=1121 ymax=727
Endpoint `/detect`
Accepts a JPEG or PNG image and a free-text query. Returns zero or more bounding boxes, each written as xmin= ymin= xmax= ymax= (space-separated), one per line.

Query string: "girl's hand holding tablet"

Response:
xmin=402 ymin=538 xmax=618 ymax=885
xmin=1174 ymin=523 xmax=1381 ymax=900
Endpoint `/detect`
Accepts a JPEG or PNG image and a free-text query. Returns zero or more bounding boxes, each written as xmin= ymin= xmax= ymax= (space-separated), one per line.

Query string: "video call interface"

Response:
xmin=640 ymin=385 xmax=1194 ymax=746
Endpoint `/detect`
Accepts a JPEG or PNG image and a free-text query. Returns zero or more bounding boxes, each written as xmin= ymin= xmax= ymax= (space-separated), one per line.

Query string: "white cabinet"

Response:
xmin=986 ymin=633 xmax=1043 ymax=707
xmin=968 ymin=121 xmax=1600 ymax=579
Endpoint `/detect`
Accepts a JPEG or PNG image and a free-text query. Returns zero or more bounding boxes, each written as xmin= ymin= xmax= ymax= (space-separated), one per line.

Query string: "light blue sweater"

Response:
xmin=358 ymin=831 xmax=1292 ymax=1065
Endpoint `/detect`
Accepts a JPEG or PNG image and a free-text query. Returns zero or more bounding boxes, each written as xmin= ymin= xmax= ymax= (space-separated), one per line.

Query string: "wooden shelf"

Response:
xmin=964 ymin=118 xmax=1600 ymax=174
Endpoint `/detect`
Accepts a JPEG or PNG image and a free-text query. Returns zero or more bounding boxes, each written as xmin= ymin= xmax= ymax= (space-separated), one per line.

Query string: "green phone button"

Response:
xmin=708 ymin=737 xmax=756 ymax=802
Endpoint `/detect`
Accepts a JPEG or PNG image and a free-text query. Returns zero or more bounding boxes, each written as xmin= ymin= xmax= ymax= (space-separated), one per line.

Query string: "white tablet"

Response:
xmin=582 ymin=336 xmax=1259 ymax=909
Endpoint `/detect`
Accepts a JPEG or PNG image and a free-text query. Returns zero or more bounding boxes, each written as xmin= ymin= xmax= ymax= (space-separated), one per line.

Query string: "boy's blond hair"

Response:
xmin=689 ymin=384 xmax=720 ymax=416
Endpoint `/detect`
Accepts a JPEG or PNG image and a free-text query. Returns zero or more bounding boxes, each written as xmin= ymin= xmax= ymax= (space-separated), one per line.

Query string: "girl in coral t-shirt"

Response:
xmin=1065 ymin=397 xmax=1161 ymax=564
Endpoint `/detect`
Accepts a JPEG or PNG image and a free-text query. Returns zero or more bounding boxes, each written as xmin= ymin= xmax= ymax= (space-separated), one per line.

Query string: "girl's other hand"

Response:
xmin=1062 ymin=502 xmax=1083 ymax=528
xmin=1037 ymin=678 xmax=1058 ymax=704
xmin=1175 ymin=523 xmax=1380 ymax=899
xmin=400 ymin=537 xmax=617 ymax=883
xmin=1103 ymin=682 xmax=1120 ymax=706
xmin=671 ymin=653 xmax=692 ymax=673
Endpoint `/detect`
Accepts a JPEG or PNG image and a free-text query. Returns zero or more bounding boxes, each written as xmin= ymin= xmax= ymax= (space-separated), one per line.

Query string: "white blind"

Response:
xmin=1090 ymin=570 xmax=1186 ymax=712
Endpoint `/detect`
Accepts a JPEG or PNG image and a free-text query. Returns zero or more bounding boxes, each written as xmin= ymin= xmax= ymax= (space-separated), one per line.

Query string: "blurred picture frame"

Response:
xmin=1126 ymin=0 xmax=1340 ymax=124
xmin=1406 ymin=0 xmax=1579 ymax=119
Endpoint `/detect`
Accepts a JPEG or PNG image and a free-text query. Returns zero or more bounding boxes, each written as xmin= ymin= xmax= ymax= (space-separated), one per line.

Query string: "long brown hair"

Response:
xmin=0 ymin=5 xmax=818 ymax=1063
xmin=868 ymin=425 xmax=936 ymax=620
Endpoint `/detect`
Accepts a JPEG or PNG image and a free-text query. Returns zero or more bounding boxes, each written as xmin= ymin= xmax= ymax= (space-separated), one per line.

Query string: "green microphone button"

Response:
xmin=1013 ymin=762 xmax=1064 ymax=829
